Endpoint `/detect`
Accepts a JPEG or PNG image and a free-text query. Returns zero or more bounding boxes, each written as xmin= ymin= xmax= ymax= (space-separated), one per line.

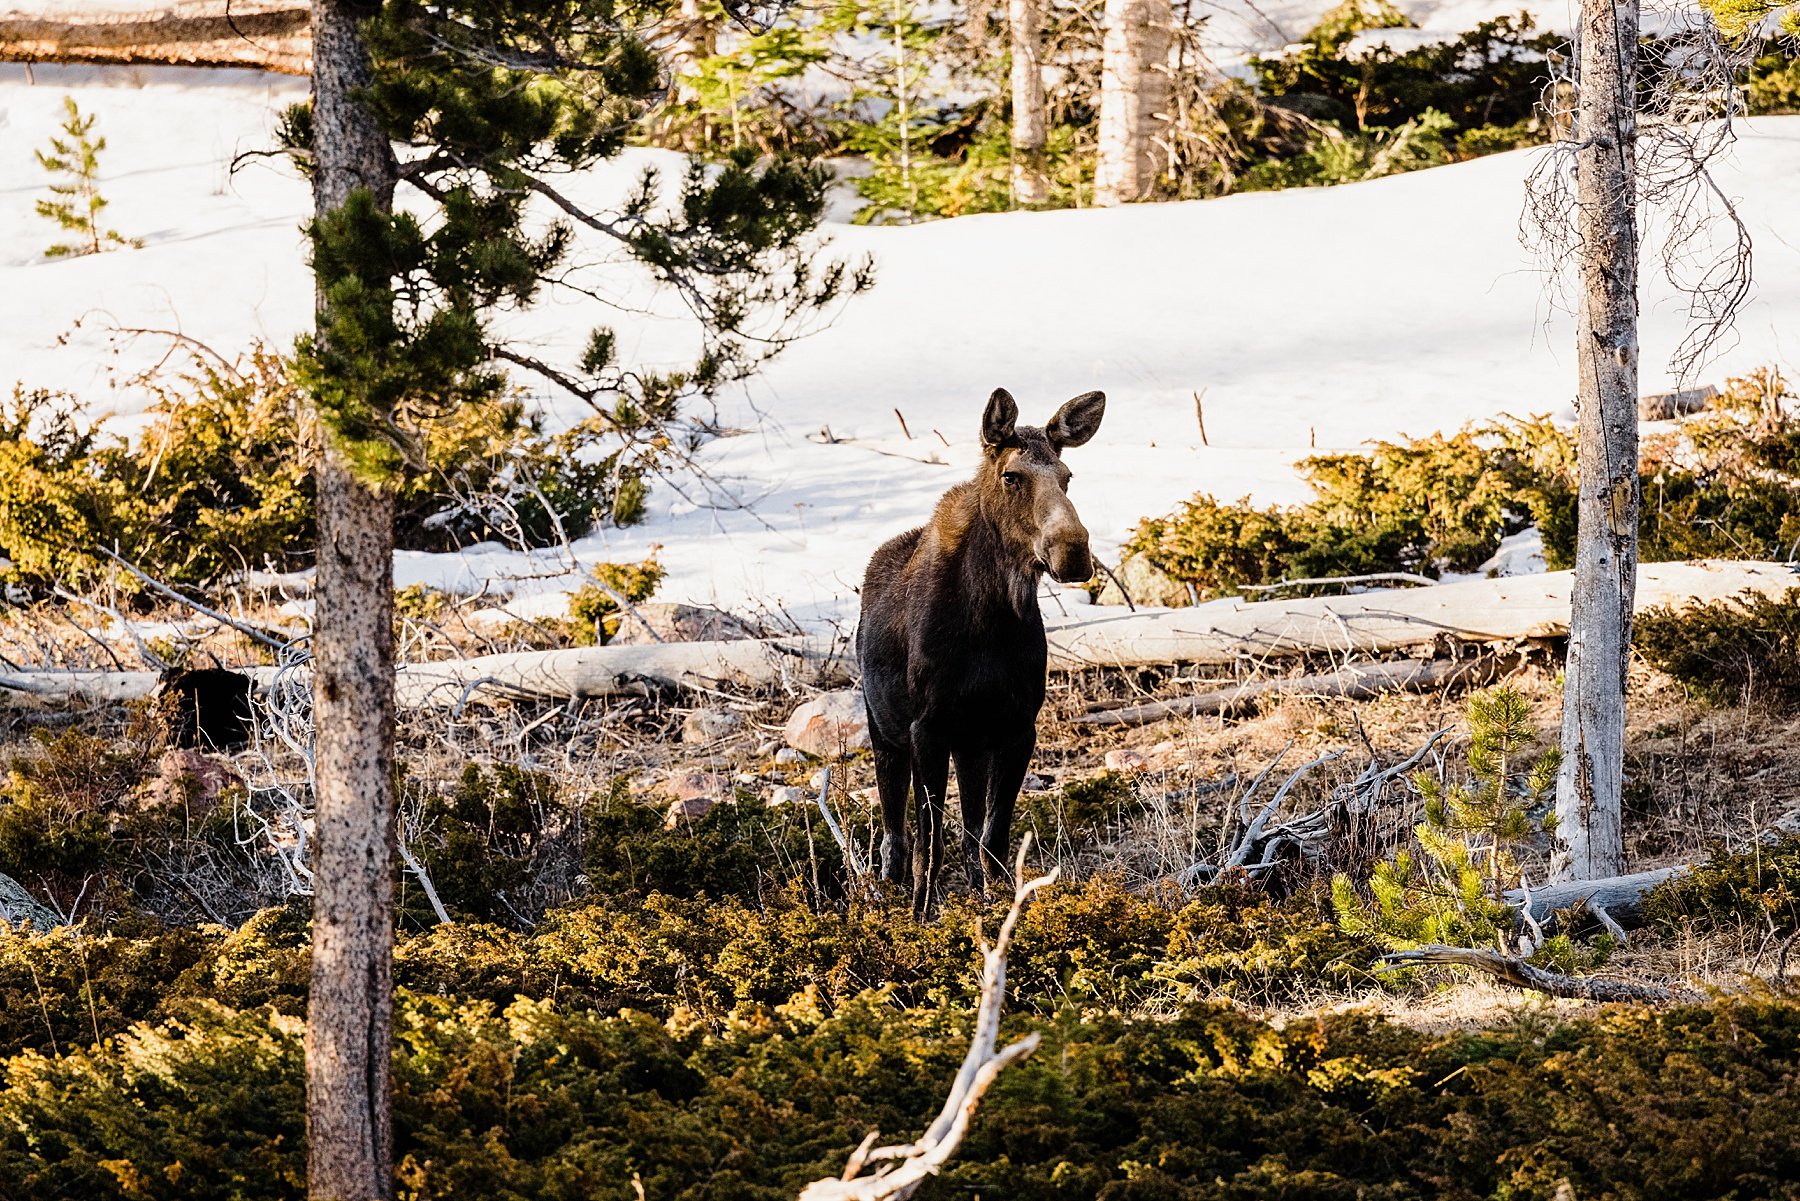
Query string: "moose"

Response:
xmin=858 ymin=387 xmax=1106 ymax=916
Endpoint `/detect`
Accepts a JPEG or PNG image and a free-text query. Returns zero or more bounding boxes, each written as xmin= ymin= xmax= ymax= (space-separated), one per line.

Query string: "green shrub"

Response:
xmin=0 ymin=353 xmax=643 ymax=594
xmin=1636 ymin=588 xmax=1800 ymax=706
xmin=566 ymin=556 xmax=667 ymax=645
xmin=1131 ymin=369 xmax=1800 ymax=600
xmin=4 ymin=989 xmax=1800 ymax=1200
xmin=1644 ymin=836 xmax=1800 ymax=937
xmin=1128 ymin=418 xmax=1573 ymax=598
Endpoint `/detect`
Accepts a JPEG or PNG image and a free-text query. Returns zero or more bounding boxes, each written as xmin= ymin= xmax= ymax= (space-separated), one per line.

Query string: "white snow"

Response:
xmin=3 ymin=61 xmax=1800 ymax=631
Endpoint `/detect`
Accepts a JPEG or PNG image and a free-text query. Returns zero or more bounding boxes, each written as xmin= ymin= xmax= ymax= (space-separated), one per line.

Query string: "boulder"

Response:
xmin=1095 ymin=553 xmax=1192 ymax=608
xmin=0 ymin=873 xmax=60 ymax=929
xmin=683 ymin=707 xmax=746 ymax=744
xmin=138 ymin=748 xmax=244 ymax=817
xmin=662 ymin=771 xmax=732 ymax=827
xmin=783 ymin=690 xmax=871 ymax=757
xmin=1638 ymin=384 xmax=1718 ymax=422
xmin=768 ymin=785 xmax=811 ymax=806
xmin=1104 ymin=749 xmax=1150 ymax=773
xmin=610 ymin=602 xmax=758 ymax=646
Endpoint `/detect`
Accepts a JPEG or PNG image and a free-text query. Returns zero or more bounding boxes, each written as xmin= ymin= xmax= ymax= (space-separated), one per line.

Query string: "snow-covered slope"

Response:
xmin=3 ymin=63 xmax=1800 ymax=628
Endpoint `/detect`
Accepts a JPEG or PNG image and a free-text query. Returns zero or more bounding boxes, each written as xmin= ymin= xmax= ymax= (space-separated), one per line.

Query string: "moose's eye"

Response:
xmin=1002 ymin=471 xmax=1024 ymax=488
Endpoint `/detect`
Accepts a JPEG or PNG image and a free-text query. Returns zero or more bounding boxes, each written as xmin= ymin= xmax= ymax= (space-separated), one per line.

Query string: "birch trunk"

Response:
xmin=1556 ymin=0 xmax=1639 ymax=881
xmin=307 ymin=2 xmax=398 ymax=1198
xmin=667 ymin=0 xmax=714 ymax=106
xmin=1094 ymin=0 xmax=1171 ymax=205
xmin=1009 ymin=0 xmax=1049 ymax=204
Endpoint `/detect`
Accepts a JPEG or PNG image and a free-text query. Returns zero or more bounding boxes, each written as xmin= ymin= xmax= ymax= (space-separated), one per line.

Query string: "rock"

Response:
xmin=664 ymin=795 xmax=717 ymax=827
xmin=1638 ymin=384 xmax=1718 ymax=422
xmin=774 ymin=747 xmax=807 ymax=766
xmin=610 ymin=602 xmax=758 ymax=646
xmin=1104 ymin=749 xmax=1150 ymax=773
xmin=768 ymin=785 xmax=810 ymax=806
xmin=683 ymin=707 xmax=745 ymax=744
xmin=663 ymin=770 xmax=732 ymax=827
xmin=1095 ymin=553 xmax=1192 ymax=608
xmin=784 ymin=690 xmax=870 ymax=757
xmin=664 ymin=770 xmax=731 ymax=803
xmin=0 ymin=873 xmax=61 ymax=929
xmin=809 ymin=768 xmax=830 ymax=790
xmin=1021 ymin=772 xmax=1055 ymax=792
xmin=754 ymin=740 xmax=780 ymax=756
xmin=138 ymin=749 xmax=244 ymax=817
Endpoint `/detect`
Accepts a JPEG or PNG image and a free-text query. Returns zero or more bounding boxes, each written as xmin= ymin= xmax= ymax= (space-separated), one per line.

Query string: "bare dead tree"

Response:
xmin=1523 ymin=0 xmax=1760 ymax=880
xmin=798 ymin=839 xmax=1057 ymax=1201
xmin=1010 ymin=0 xmax=1051 ymax=204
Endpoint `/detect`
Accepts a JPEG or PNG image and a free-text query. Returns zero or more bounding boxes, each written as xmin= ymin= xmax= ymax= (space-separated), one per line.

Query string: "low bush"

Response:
xmin=0 ymin=351 xmax=644 ymax=594
xmin=1130 ymin=369 xmax=1800 ymax=599
xmin=2 ymin=987 xmax=1799 ymax=1200
xmin=1644 ymin=835 xmax=1800 ymax=938
xmin=1636 ymin=588 xmax=1800 ymax=706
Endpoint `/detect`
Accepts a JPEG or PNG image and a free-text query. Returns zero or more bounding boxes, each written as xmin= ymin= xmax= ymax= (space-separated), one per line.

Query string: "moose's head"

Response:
xmin=977 ymin=388 xmax=1106 ymax=584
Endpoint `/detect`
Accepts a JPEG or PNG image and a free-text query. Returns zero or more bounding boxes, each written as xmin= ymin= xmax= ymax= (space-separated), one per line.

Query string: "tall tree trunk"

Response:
xmin=1555 ymin=0 xmax=1638 ymax=881
xmin=307 ymin=2 xmax=398 ymax=1199
xmin=667 ymin=0 xmax=713 ymax=109
xmin=1094 ymin=0 xmax=1171 ymax=206
xmin=1009 ymin=0 xmax=1048 ymax=205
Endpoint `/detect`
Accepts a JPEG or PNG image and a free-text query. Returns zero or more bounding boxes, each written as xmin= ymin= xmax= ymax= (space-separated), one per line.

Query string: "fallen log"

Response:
xmin=1378 ymin=945 xmax=1700 ymax=1004
xmin=3 ymin=560 xmax=1794 ymax=709
xmin=1075 ymin=653 xmax=1517 ymax=727
xmin=0 ymin=1 xmax=310 ymax=73
xmin=1046 ymin=559 xmax=1797 ymax=670
xmin=1506 ymin=865 xmax=1689 ymax=933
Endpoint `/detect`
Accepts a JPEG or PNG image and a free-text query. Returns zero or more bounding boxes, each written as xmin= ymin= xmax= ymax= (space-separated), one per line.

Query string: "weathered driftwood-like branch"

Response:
xmin=1076 ymin=654 xmax=1517 ymax=727
xmin=5 ymin=560 xmax=1793 ymax=711
xmin=798 ymin=840 xmax=1057 ymax=1201
xmin=1505 ymin=865 xmax=1689 ymax=934
xmin=0 ymin=1 xmax=310 ymax=73
xmin=1379 ymin=945 xmax=1701 ymax=1004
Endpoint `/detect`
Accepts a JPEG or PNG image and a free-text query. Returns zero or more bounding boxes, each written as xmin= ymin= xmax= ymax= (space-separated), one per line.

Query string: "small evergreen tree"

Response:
xmin=35 ymin=97 xmax=138 ymax=259
xmin=1333 ymin=685 xmax=1559 ymax=952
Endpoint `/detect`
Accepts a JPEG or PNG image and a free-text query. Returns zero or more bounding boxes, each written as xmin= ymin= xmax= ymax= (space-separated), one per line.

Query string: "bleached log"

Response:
xmin=3 ymin=560 xmax=1794 ymax=711
xmin=1075 ymin=653 xmax=1517 ymax=727
xmin=1045 ymin=559 xmax=1798 ymax=671
xmin=1379 ymin=944 xmax=1698 ymax=1004
xmin=1505 ymin=865 xmax=1689 ymax=932
xmin=0 ymin=1 xmax=310 ymax=73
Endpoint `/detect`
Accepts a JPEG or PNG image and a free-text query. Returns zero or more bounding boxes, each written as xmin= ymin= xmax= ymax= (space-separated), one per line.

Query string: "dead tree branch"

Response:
xmin=1379 ymin=944 xmax=1701 ymax=1004
xmin=798 ymin=838 xmax=1057 ymax=1201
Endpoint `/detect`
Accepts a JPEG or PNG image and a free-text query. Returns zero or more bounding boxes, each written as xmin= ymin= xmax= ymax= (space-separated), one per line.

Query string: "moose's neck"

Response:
xmin=956 ymin=489 xmax=1042 ymax=626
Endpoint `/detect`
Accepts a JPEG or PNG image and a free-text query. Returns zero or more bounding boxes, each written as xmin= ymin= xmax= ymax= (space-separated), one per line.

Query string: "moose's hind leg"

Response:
xmin=909 ymin=721 xmax=952 ymax=919
xmin=980 ymin=730 xmax=1036 ymax=887
xmin=952 ymin=746 xmax=993 ymax=897
xmin=871 ymin=735 xmax=912 ymax=885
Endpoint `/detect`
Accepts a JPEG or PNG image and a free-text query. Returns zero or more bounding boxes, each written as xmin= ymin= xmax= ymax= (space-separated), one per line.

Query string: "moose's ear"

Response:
xmin=1047 ymin=390 xmax=1106 ymax=449
xmin=981 ymin=388 xmax=1019 ymax=450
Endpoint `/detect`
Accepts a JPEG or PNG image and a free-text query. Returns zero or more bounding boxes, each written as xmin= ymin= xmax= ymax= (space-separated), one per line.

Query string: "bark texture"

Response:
xmin=1556 ymin=0 xmax=1640 ymax=881
xmin=1008 ymin=0 xmax=1048 ymax=204
xmin=1093 ymin=0 xmax=1170 ymax=205
xmin=307 ymin=2 xmax=398 ymax=1199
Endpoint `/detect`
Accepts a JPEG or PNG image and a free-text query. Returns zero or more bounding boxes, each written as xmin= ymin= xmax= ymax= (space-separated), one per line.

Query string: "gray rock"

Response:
xmin=774 ymin=747 xmax=807 ymax=766
xmin=0 ymin=873 xmax=61 ymax=930
xmin=611 ymin=602 xmax=758 ymax=645
xmin=768 ymin=785 xmax=810 ymax=806
xmin=784 ymin=690 xmax=871 ymax=757
xmin=683 ymin=707 xmax=746 ymax=744
xmin=1095 ymin=553 xmax=1192 ymax=608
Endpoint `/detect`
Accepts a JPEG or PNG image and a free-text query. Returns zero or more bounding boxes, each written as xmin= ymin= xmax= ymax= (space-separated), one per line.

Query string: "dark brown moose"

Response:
xmin=858 ymin=387 xmax=1106 ymax=916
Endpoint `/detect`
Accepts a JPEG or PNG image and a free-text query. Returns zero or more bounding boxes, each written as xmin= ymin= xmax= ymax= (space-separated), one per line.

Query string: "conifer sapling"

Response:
xmin=36 ymin=97 xmax=140 ymax=259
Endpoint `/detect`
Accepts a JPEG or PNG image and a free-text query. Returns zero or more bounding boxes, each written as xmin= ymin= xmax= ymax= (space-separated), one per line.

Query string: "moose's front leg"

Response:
xmin=909 ymin=719 xmax=952 ymax=919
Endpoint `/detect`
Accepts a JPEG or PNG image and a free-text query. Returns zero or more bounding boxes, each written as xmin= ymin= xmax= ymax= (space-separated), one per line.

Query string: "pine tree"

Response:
xmin=1333 ymin=684 xmax=1558 ymax=952
xmin=35 ymin=97 xmax=139 ymax=258
xmin=295 ymin=5 xmax=867 ymax=1196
